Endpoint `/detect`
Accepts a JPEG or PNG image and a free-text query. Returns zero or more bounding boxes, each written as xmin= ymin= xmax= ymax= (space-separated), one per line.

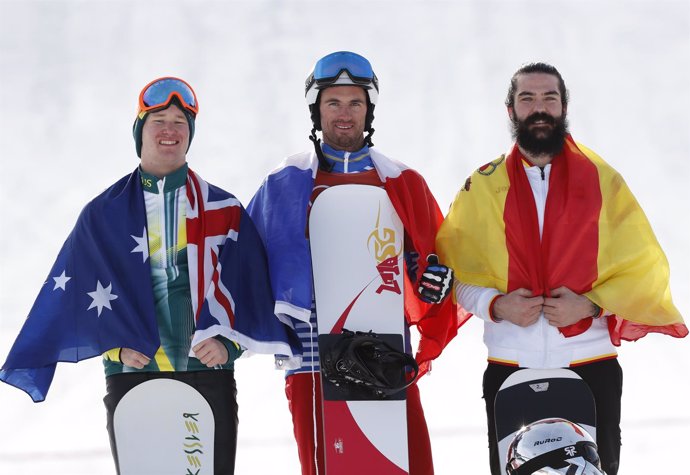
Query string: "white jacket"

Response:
xmin=456 ymin=162 xmax=617 ymax=368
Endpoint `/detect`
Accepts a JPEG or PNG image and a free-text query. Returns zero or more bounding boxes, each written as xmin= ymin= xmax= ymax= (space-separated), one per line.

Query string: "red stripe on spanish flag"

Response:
xmin=437 ymin=136 xmax=686 ymax=344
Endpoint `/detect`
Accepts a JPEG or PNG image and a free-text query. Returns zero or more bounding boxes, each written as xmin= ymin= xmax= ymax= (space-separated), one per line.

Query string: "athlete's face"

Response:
xmin=140 ymin=104 xmax=190 ymax=177
xmin=508 ymin=73 xmax=568 ymax=157
xmin=319 ymin=86 xmax=367 ymax=152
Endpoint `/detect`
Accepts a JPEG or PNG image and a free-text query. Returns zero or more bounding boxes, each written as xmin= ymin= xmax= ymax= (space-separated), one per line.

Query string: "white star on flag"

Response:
xmin=87 ymin=281 xmax=118 ymax=316
xmin=52 ymin=270 xmax=71 ymax=291
xmin=131 ymin=227 xmax=149 ymax=263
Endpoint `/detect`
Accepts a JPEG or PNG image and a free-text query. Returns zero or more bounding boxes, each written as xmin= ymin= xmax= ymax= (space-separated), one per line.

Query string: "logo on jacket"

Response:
xmin=478 ymin=154 xmax=505 ymax=176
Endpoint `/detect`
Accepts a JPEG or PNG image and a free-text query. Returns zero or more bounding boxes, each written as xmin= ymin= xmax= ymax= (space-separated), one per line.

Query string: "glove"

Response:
xmin=417 ymin=254 xmax=454 ymax=304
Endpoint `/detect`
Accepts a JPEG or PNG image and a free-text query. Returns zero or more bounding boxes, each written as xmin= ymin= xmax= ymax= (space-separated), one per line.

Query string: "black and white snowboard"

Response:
xmin=495 ymin=368 xmax=596 ymax=475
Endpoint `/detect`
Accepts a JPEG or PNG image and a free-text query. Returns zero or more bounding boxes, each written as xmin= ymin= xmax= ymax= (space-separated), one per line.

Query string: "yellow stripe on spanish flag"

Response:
xmin=437 ymin=154 xmax=511 ymax=293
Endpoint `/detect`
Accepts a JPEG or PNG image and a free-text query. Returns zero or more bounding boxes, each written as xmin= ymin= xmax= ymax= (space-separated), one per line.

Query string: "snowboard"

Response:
xmin=113 ymin=378 xmax=215 ymax=474
xmin=494 ymin=368 xmax=596 ymax=475
xmin=310 ymin=184 xmax=409 ymax=474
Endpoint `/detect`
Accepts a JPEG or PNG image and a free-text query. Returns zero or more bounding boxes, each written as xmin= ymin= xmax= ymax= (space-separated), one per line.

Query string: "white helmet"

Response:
xmin=506 ymin=418 xmax=605 ymax=475
xmin=304 ymin=51 xmax=379 ymax=133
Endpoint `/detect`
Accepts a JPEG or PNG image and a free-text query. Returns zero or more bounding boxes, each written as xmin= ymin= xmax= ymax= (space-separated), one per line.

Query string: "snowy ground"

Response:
xmin=1 ymin=1 xmax=688 ymax=473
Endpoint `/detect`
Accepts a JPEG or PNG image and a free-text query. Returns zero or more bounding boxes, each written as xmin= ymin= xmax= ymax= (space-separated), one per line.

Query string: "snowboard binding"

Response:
xmin=321 ymin=329 xmax=419 ymax=398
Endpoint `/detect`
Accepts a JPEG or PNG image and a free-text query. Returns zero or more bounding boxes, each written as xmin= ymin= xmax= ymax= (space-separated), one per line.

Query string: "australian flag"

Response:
xmin=1 ymin=168 xmax=300 ymax=402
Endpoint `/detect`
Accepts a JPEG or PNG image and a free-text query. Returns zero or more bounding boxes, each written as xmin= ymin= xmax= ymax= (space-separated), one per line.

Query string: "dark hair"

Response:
xmin=505 ymin=62 xmax=568 ymax=108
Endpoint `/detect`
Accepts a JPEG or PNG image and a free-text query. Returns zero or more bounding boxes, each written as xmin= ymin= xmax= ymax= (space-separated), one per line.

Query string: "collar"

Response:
xmin=513 ymin=145 xmax=564 ymax=169
xmin=138 ymin=163 xmax=188 ymax=194
xmin=321 ymin=143 xmax=373 ymax=173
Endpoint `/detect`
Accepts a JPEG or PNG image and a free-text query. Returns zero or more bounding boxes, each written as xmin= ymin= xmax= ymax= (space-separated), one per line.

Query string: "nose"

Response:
xmin=336 ymin=105 xmax=354 ymax=120
xmin=532 ymin=98 xmax=547 ymax=112
xmin=159 ymin=121 xmax=177 ymax=134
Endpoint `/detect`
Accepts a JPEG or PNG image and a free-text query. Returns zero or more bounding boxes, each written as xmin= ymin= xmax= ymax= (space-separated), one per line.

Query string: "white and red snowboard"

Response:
xmin=113 ymin=378 xmax=215 ymax=474
xmin=494 ymin=368 xmax=597 ymax=475
xmin=310 ymin=184 xmax=410 ymax=474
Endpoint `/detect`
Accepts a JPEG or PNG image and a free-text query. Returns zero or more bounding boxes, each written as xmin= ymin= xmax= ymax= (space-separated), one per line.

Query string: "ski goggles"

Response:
xmin=307 ymin=51 xmax=379 ymax=91
xmin=138 ymin=77 xmax=199 ymax=115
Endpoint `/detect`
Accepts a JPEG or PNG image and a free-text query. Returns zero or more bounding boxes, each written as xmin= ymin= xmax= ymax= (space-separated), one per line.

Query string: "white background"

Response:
xmin=0 ymin=1 xmax=687 ymax=473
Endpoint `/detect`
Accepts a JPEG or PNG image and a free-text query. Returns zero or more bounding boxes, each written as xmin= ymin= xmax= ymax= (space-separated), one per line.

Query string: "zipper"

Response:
xmin=343 ymin=151 xmax=351 ymax=173
xmin=535 ymin=166 xmax=549 ymax=366
xmin=157 ymin=178 xmax=168 ymax=269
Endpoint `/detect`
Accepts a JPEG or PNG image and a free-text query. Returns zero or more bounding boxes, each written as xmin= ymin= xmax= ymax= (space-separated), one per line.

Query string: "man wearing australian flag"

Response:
xmin=248 ymin=51 xmax=463 ymax=475
xmin=436 ymin=62 xmax=687 ymax=475
xmin=0 ymin=77 xmax=299 ymax=474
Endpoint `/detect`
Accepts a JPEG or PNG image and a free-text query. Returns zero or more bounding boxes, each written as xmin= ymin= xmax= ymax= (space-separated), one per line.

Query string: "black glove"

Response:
xmin=417 ymin=254 xmax=454 ymax=304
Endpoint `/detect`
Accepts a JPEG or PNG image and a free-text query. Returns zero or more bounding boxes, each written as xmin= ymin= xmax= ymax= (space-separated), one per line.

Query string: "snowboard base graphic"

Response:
xmin=495 ymin=368 xmax=596 ymax=475
xmin=113 ymin=378 xmax=215 ymax=474
xmin=310 ymin=184 xmax=409 ymax=474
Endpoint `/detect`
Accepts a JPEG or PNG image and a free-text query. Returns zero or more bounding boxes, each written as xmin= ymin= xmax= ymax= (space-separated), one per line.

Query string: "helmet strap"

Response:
xmin=309 ymin=127 xmax=334 ymax=172
xmin=364 ymin=127 xmax=375 ymax=148
xmin=364 ymin=98 xmax=375 ymax=147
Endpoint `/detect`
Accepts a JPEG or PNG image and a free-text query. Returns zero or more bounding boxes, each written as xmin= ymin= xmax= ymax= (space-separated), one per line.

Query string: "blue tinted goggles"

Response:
xmin=313 ymin=51 xmax=376 ymax=84
xmin=305 ymin=52 xmax=379 ymax=105
xmin=138 ymin=77 xmax=198 ymax=115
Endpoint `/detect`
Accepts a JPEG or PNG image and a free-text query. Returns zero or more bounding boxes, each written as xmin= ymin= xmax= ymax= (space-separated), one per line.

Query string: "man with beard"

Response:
xmin=436 ymin=62 xmax=686 ymax=475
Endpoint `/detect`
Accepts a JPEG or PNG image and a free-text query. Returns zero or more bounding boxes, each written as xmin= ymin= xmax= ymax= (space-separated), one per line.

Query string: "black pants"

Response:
xmin=104 ymin=370 xmax=239 ymax=475
xmin=483 ymin=359 xmax=622 ymax=475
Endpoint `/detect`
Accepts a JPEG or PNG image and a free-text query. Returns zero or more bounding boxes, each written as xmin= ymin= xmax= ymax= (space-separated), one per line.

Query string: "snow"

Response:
xmin=0 ymin=0 xmax=687 ymax=473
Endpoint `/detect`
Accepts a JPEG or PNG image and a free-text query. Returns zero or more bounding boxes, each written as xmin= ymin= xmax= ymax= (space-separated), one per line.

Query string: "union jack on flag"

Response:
xmin=0 ymin=168 xmax=300 ymax=402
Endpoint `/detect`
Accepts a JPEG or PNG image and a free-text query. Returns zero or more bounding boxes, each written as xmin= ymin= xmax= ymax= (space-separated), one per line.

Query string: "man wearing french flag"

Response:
xmin=248 ymin=52 xmax=463 ymax=475
xmin=0 ymin=77 xmax=299 ymax=474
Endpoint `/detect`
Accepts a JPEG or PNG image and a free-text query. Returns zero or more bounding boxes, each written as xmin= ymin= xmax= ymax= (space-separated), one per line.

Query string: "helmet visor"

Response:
xmin=138 ymin=77 xmax=199 ymax=115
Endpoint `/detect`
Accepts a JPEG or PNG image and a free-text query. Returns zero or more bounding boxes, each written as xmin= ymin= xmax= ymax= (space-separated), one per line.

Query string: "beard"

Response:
xmin=511 ymin=111 xmax=569 ymax=157
xmin=322 ymin=126 xmax=365 ymax=152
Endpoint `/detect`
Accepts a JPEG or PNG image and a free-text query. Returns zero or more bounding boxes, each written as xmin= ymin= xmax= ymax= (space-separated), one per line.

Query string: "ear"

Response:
xmin=507 ymin=106 xmax=515 ymax=120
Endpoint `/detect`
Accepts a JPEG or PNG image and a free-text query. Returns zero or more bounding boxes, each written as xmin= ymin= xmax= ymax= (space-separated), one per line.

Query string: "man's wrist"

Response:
xmin=489 ymin=294 xmax=503 ymax=322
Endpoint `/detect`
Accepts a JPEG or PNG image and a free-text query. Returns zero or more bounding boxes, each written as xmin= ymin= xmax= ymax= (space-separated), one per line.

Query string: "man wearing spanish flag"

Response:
xmin=436 ymin=62 xmax=687 ymax=475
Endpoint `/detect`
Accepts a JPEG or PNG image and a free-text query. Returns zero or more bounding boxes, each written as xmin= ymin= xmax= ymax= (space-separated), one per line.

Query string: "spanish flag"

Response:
xmin=436 ymin=135 xmax=686 ymax=344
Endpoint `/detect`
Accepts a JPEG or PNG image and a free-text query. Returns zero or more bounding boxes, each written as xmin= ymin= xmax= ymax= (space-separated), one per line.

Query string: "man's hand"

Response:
xmin=193 ymin=338 xmax=229 ymax=367
xmin=417 ymin=254 xmax=454 ymax=304
xmin=493 ymin=288 xmax=544 ymax=327
xmin=543 ymin=286 xmax=595 ymax=327
xmin=121 ymin=348 xmax=151 ymax=369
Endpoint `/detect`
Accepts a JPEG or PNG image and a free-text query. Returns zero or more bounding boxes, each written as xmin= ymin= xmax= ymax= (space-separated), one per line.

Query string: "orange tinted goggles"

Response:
xmin=138 ymin=77 xmax=199 ymax=115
